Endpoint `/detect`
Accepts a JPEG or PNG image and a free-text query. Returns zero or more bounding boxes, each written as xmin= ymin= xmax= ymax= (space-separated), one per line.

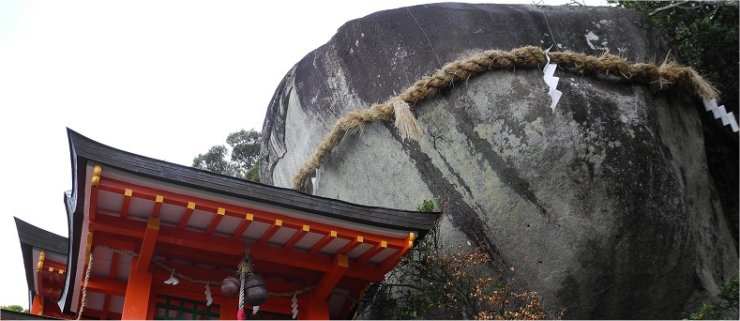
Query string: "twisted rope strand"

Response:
xmin=95 ymin=244 xmax=312 ymax=297
xmin=291 ymin=46 xmax=719 ymax=190
xmin=76 ymin=253 xmax=94 ymax=320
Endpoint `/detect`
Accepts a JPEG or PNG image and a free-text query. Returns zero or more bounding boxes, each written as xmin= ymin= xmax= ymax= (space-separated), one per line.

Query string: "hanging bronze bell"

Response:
xmin=243 ymin=273 xmax=268 ymax=306
xmin=221 ymin=276 xmax=239 ymax=297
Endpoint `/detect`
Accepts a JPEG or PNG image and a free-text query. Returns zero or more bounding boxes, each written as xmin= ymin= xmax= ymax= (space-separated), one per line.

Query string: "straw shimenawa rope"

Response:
xmin=76 ymin=253 xmax=94 ymax=320
xmin=291 ymin=45 xmax=719 ymax=190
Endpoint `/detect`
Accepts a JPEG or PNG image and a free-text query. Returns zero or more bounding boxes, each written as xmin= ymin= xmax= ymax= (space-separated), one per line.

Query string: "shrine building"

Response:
xmin=12 ymin=129 xmax=441 ymax=320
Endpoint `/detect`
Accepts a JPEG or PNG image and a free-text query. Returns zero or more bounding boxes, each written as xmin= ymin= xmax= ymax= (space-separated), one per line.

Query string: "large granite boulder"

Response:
xmin=260 ymin=3 xmax=738 ymax=319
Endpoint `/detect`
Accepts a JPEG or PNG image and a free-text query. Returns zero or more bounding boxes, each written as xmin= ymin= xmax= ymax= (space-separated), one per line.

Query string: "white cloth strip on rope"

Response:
xmin=542 ymin=48 xmax=562 ymax=112
xmin=164 ymin=270 xmax=180 ymax=285
xmin=291 ymin=293 xmax=299 ymax=319
xmin=205 ymin=281 xmax=213 ymax=306
xmin=703 ymin=99 xmax=739 ymax=132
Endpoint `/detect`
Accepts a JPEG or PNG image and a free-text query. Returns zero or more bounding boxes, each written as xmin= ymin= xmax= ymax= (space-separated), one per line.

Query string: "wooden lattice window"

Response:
xmin=154 ymin=294 xmax=220 ymax=320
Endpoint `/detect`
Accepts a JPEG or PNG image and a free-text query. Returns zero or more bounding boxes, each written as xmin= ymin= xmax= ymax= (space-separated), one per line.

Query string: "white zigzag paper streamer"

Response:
xmin=543 ymin=48 xmax=562 ymax=112
xmin=252 ymin=305 xmax=260 ymax=315
xmin=291 ymin=293 xmax=299 ymax=319
xmin=703 ymin=99 xmax=739 ymax=132
xmin=164 ymin=270 xmax=179 ymax=285
xmin=204 ymin=281 xmax=213 ymax=306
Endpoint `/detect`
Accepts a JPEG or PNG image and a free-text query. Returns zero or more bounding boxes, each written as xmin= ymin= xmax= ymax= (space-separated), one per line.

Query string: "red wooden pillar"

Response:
xmin=30 ymin=294 xmax=43 ymax=315
xmin=298 ymin=296 xmax=330 ymax=320
xmin=298 ymin=254 xmax=348 ymax=320
xmin=121 ymin=257 xmax=153 ymax=319
xmin=219 ymin=298 xmax=237 ymax=320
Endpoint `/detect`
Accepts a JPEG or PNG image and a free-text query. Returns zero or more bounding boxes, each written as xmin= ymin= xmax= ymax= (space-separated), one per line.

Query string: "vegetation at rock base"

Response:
xmin=355 ymin=199 xmax=558 ymax=320
xmin=192 ymin=129 xmax=261 ymax=182
xmin=688 ymin=276 xmax=739 ymax=320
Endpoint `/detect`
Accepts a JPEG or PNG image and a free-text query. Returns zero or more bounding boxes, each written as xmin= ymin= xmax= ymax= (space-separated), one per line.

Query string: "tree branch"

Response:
xmin=649 ymin=1 xmax=691 ymax=16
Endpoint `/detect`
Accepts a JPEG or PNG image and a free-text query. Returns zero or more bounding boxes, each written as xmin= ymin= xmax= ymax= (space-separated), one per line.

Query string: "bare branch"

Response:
xmin=649 ymin=1 xmax=691 ymax=16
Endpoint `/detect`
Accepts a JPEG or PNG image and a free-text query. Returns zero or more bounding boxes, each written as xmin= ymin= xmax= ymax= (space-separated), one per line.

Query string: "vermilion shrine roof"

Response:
xmin=50 ymin=128 xmax=441 ymax=319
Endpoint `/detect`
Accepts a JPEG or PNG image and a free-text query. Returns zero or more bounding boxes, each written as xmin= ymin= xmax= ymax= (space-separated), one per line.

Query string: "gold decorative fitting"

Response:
xmin=124 ymin=188 xmax=133 ymax=197
xmin=187 ymin=201 xmax=196 ymax=209
xmin=275 ymin=219 xmax=282 ymax=226
xmin=357 ymin=236 xmax=364 ymax=242
xmin=330 ymin=230 xmax=337 ymax=238
xmin=246 ymin=213 xmax=254 ymax=221
xmin=91 ymin=165 xmax=102 ymax=187
xmin=380 ymin=240 xmax=388 ymax=248
xmin=155 ymin=195 xmax=164 ymax=203
xmin=36 ymin=251 xmax=46 ymax=271
xmin=217 ymin=208 xmax=225 ymax=216
xmin=302 ymin=225 xmax=310 ymax=232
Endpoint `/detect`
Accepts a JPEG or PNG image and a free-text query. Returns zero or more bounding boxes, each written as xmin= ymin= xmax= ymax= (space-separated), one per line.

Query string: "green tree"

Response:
xmin=193 ymin=129 xmax=262 ymax=182
xmin=1 ymin=305 xmax=27 ymax=313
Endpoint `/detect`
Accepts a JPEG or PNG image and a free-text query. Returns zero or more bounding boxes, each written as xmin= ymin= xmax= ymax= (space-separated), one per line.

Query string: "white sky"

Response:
xmin=0 ymin=0 xmax=608 ymax=309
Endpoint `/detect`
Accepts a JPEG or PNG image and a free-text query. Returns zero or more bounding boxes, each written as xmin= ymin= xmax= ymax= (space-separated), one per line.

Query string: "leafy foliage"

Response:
xmin=192 ymin=129 xmax=262 ymax=182
xmin=417 ymin=199 xmax=437 ymax=212
xmin=1 ymin=305 xmax=27 ymax=313
xmin=616 ymin=1 xmax=738 ymax=114
xmin=688 ymin=276 xmax=739 ymax=320
xmin=357 ymin=200 xmax=556 ymax=320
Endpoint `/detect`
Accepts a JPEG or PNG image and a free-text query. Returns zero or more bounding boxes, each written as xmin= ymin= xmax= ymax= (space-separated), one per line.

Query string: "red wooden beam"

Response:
xmin=136 ymin=217 xmax=160 ymax=272
xmin=205 ymin=207 xmax=225 ymax=235
xmin=91 ymin=212 xmax=387 ymax=281
xmin=40 ymin=260 xmax=67 ymax=273
xmin=151 ymin=195 xmax=164 ymax=218
xmin=314 ymin=254 xmax=349 ymax=302
xmin=309 ymin=230 xmax=336 ymax=255
xmin=337 ymin=235 xmax=363 ymax=255
xmin=231 ymin=212 xmax=254 ymax=239
xmin=86 ymin=277 xmax=126 ymax=296
xmin=98 ymin=176 xmax=408 ymax=249
xmin=154 ymin=243 xmax=240 ymax=268
xmin=120 ymin=188 xmax=132 ymax=220
xmin=258 ymin=219 xmax=282 ymax=246
xmin=250 ymin=244 xmax=385 ymax=281
xmin=92 ymin=233 xmax=139 ymax=252
xmin=380 ymin=232 xmax=416 ymax=271
xmin=100 ymin=251 xmax=120 ymax=320
xmin=283 ymin=224 xmax=309 ymax=250
xmin=356 ymin=241 xmax=387 ymax=264
xmin=176 ymin=201 xmax=196 ymax=230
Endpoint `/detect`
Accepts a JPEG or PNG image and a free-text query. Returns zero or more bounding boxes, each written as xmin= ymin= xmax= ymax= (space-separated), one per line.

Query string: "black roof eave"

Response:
xmin=65 ymin=128 xmax=440 ymax=232
xmin=58 ymin=131 xmax=86 ymax=314
xmin=14 ymin=218 xmax=69 ymax=311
